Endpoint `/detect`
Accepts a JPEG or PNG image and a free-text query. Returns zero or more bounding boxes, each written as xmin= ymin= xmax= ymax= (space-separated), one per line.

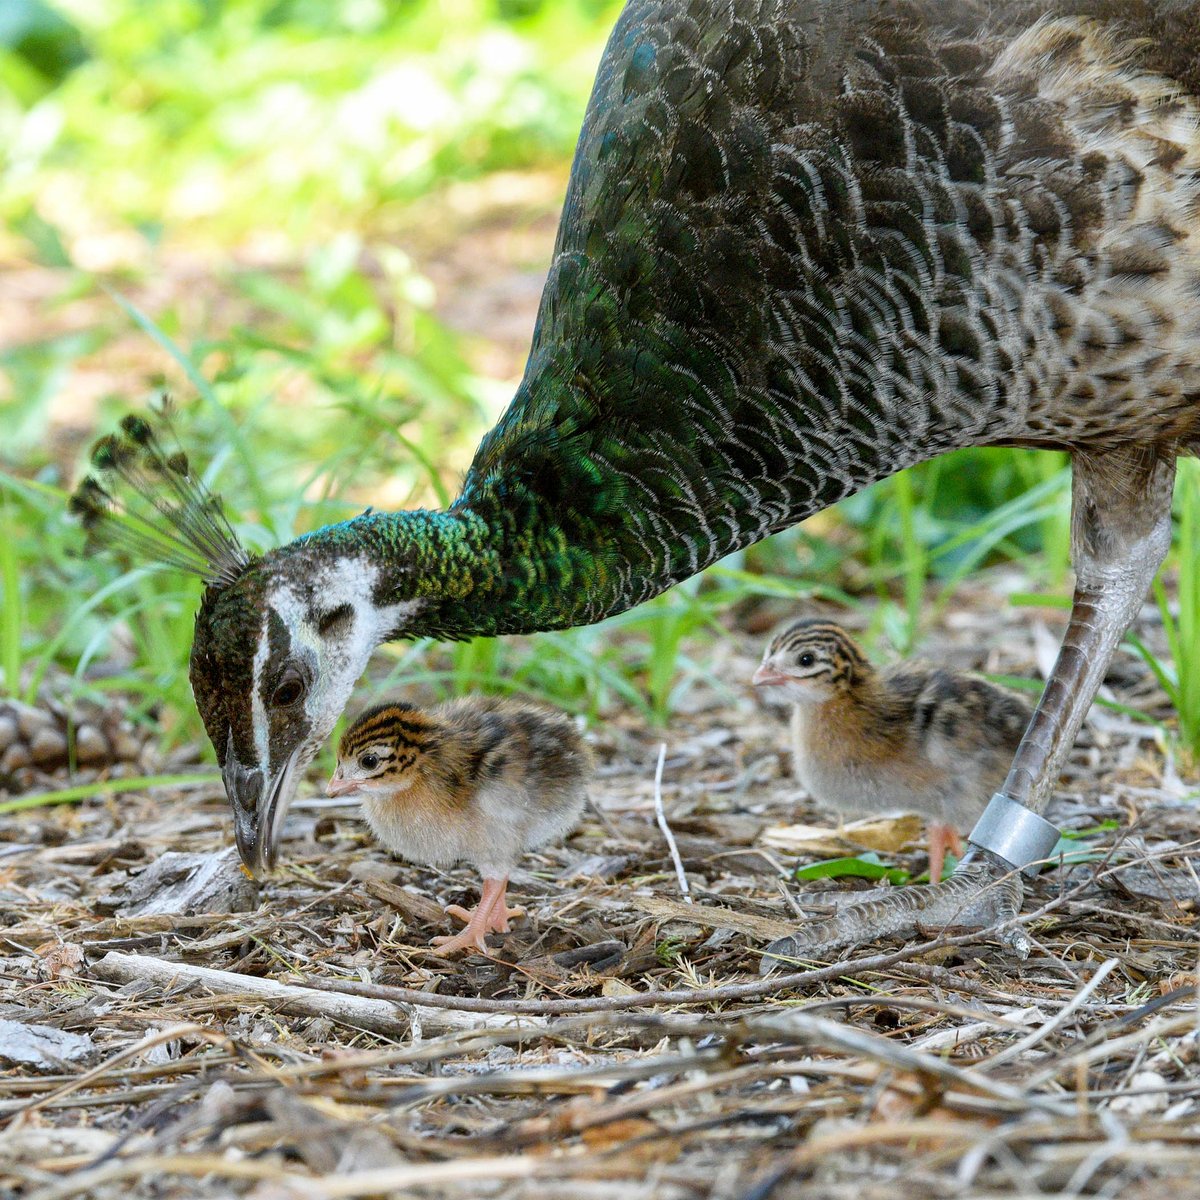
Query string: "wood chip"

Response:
xmin=0 ymin=1020 xmax=96 ymax=1070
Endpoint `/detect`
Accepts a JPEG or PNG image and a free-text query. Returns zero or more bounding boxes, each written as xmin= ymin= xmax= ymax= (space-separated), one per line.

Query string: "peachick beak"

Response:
xmin=224 ymin=750 xmax=301 ymax=877
xmin=326 ymin=776 xmax=360 ymax=798
xmin=753 ymin=664 xmax=789 ymax=687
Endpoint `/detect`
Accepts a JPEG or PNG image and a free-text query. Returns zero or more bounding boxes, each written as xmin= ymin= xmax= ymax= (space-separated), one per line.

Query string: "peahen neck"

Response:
xmin=287 ymin=485 xmax=619 ymax=642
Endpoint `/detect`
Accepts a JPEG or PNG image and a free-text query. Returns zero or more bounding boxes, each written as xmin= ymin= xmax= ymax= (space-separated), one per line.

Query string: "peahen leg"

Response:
xmin=762 ymin=449 xmax=1177 ymax=972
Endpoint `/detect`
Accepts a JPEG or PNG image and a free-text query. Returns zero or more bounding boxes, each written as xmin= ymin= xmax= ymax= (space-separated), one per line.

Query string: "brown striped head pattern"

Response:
xmin=753 ymin=619 xmax=873 ymax=702
xmin=329 ymin=702 xmax=441 ymax=797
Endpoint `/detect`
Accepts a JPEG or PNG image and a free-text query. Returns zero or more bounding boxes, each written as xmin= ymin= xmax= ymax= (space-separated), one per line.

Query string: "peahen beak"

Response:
xmin=224 ymin=749 xmax=301 ymax=877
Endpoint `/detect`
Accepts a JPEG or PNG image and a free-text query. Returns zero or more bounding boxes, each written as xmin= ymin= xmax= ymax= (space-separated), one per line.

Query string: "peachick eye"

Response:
xmin=799 ymin=653 xmax=815 ymax=668
xmin=360 ymin=752 xmax=379 ymax=770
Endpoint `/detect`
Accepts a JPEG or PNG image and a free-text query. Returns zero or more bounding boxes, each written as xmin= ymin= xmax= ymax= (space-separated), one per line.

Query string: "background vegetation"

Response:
xmin=2 ymin=0 xmax=1197 ymax=767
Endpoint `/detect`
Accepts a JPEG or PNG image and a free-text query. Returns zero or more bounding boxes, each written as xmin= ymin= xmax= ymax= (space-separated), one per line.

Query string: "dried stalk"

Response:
xmin=653 ymin=742 xmax=691 ymax=903
xmin=23 ymin=1153 xmax=541 ymax=1200
xmin=985 ymin=957 xmax=1121 ymax=1067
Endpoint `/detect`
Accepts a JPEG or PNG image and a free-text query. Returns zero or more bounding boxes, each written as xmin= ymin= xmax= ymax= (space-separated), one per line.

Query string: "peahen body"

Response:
xmin=76 ymin=1 xmax=1200 ymax=960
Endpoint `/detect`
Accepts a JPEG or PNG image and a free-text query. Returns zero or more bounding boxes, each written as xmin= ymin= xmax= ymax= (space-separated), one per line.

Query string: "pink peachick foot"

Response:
xmin=430 ymin=877 xmax=523 ymax=956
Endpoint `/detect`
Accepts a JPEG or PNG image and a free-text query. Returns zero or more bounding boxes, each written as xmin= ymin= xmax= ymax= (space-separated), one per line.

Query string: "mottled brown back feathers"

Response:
xmin=338 ymin=697 xmax=590 ymax=809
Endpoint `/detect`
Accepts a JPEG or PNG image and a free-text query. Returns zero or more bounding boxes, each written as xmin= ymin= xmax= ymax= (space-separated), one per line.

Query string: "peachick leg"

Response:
xmin=762 ymin=449 xmax=1176 ymax=972
xmin=434 ymin=877 xmax=523 ymax=955
xmin=926 ymin=821 xmax=963 ymax=884
xmin=478 ymin=877 xmax=524 ymax=933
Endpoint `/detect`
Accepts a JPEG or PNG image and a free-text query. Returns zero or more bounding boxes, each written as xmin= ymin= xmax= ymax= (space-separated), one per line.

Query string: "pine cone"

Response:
xmin=0 ymin=694 xmax=157 ymax=793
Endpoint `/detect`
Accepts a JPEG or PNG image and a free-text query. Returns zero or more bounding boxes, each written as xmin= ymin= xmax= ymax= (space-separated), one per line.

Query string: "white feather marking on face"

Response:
xmin=249 ymin=611 xmax=271 ymax=768
xmin=265 ymin=556 xmax=422 ymax=756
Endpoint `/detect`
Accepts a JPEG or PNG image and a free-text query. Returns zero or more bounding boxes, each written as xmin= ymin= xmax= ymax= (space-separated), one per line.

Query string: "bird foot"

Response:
xmin=760 ymin=852 xmax=1027 ymax=974
xmin=431 ymin=877 xmax=523 ymax=956
xmin=444 ymin=901 xmax=525 ymax=935
xmin=430 ymin=923 xmax=493 ymax=956
xmin=430 ymin=903 xmax=516 ymax=956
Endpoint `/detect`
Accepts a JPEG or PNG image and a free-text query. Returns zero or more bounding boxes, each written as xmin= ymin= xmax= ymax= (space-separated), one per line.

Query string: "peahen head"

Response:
xmin=192 ymin=545 xmax=423 ymax=872
xmin=71 ymin=409 xmax=423 ymax=875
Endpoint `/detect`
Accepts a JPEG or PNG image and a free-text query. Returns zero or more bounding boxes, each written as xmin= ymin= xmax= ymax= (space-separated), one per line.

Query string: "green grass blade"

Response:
xmin=0 ymin=494 xmax=21 ymax=696
xmin=107 ymin=289 xmax=274 ymax=521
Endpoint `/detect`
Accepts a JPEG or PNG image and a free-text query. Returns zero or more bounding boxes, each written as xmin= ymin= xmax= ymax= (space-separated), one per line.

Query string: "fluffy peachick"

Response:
xmin=328 ymin=697 xmax=590 ymax=955
xmin=754 ymin=619 xmax=1033 ymax=883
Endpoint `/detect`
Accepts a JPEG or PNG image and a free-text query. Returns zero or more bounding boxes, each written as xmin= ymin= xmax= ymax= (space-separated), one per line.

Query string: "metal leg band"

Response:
xmin=967 ymin=793 xmax=1062 ymax=878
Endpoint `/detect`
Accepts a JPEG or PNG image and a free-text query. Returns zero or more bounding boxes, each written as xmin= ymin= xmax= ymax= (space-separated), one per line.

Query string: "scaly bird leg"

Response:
xmin=433 ymin=877 xmax=521 ymax=955
xmin=926 ymin=821 xmax=963 ymax=884
xmin=477 ymin=876 xmax=524 ymax=933
xmin=763 ymin=449 xmax=1176 ymax=972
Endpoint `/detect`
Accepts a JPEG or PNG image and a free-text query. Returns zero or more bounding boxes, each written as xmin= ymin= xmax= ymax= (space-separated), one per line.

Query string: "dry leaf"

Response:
xmin=581 ymin=1117 xmax=678 ymax=1163
xmin=34 ymin=940 xmax=85 ymax=980
xmin=602 ymin=977 xmax=638 ymax=998
xmin=1162 ymin=973 xmax=1199 ymax=995
xmin=760 ymin=813 xmax=925 ymax=856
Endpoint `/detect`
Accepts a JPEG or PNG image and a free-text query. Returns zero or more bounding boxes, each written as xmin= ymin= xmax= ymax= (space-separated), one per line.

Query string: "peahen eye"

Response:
xmin=272 ymin=675 xmax=305 ymax=707
xmin=360 ymin=752 xmax=380 ymax=771
xmin=798 ymin=652 xmax=815 ymax=668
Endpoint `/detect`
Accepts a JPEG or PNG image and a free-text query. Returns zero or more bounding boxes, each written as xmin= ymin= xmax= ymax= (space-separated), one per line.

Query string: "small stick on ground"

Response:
xmin=653 ymin=742 xmax=691 ymax=904
xmin=985 ymin=957 xmax=1121 ymax=1067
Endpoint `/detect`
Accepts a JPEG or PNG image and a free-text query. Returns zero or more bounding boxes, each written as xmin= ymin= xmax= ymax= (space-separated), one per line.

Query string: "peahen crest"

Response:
xmin=69 ymin=400 xmax=251 ymax=589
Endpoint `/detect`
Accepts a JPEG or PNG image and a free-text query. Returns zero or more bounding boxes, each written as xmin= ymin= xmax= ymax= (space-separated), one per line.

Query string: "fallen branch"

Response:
xmin=89 ymin=952 xmax=543 ymax=1038
xmin=295 ymin=922 xmax=1047 ymax=1017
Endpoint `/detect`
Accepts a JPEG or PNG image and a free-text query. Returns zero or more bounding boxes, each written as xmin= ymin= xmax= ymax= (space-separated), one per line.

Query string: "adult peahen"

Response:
xmin=75 ymin=0 xmax=1200 ymax=963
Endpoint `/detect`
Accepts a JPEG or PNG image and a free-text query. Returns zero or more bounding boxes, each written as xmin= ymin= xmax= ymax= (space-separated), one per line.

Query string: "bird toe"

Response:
xmin=430 ymin=929 xmax=491 ymax=956
xmin=760 ymin=853 xmax=1024 ymax=974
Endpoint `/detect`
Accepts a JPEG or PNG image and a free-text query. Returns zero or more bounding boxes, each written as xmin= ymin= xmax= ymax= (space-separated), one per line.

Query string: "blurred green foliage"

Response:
xmin=0 ymin=0 xmax=88 ymax=96
xmin=0 ymin=0 xmax=1195 ymax=765
xmin=2 ymin=0 xmax=619 ymax=243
